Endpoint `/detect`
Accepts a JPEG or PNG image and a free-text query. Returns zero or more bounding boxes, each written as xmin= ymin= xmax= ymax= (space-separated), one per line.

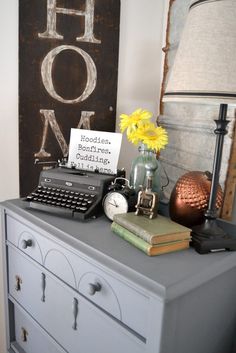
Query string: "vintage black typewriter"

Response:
xmin=25 ymin=167 xmax=125 ymax=220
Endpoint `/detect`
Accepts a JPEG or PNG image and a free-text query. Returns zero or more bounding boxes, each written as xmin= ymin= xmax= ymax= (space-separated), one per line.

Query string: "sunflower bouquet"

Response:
xmin=119 ymin=108 xmax=168 ymax=152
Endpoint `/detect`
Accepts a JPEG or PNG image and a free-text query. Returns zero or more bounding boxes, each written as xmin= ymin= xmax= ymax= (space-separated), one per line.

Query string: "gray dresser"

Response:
xmin=1 ymin=199 xmax=236 ymax=353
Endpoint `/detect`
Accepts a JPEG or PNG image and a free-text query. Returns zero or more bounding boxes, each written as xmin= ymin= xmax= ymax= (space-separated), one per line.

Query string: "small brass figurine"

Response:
xmin=135 ymin=163 xmax=158 ymax=219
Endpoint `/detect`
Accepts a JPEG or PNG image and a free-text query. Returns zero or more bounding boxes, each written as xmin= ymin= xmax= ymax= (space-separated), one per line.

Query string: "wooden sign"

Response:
xmin=19 ymin=0 xmax=120 ymax=196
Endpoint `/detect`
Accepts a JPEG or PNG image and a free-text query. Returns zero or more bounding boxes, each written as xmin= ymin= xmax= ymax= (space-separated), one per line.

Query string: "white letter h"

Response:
xmin=38 ymin=0 xmax=101 ymax=43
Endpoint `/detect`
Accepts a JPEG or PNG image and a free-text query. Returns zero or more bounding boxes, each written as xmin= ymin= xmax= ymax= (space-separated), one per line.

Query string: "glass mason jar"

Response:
xmin=129 ymin=144 xmax=162 ymax=197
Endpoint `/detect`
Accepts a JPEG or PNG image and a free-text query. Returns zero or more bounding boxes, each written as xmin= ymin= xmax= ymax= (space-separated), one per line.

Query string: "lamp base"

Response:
xmin=191 ymin=219 xmax=236 ymax=254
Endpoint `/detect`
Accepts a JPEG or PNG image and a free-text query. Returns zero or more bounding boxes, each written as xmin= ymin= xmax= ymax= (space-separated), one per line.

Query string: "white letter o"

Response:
xmin=41 ymin=45 xmax=97 ymax=104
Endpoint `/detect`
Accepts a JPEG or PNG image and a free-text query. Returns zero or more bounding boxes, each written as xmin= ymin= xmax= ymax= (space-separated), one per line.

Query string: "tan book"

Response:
xmin=113 ymin=212 xmax=191 ymax=245
xmin=111 ymin=222 xmax=190 ymax=256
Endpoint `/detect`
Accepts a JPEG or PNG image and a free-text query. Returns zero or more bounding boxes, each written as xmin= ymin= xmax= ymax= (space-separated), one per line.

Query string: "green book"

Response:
xmin=111 ymin=222 xmax=190 ymax=256
xmin=113 ymin=212 xmax=191 ymax=245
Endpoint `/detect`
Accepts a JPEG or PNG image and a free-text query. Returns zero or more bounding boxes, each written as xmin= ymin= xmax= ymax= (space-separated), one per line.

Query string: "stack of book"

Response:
xmin=111 ymin=213 xmax=191 ymax=256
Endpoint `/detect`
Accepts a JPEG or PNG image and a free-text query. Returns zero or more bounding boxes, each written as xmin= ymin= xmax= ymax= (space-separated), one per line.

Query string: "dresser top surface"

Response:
xmin=2 ymin=198 xmax=236 ymax=301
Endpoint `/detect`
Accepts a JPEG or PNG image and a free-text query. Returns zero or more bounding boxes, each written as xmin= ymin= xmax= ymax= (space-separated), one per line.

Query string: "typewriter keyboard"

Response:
xmin=25 ymin=185 xmax=98 ymax=220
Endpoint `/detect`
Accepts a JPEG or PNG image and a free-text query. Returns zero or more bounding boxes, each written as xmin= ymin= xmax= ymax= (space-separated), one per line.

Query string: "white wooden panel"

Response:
xmin=8 ymin=246 xmax=146 ymax=353
xmin=6 ymin=214 xmax=149 ymax=338
xmin=14 ymin=304 xmax=65 ymax=353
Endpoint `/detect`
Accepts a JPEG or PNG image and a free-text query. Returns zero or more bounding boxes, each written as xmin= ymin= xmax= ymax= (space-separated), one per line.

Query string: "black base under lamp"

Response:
xmin=163 ymin=0 xmax=236 ymax=254
xmin=191 ymin=104 xmax=236 ymax=253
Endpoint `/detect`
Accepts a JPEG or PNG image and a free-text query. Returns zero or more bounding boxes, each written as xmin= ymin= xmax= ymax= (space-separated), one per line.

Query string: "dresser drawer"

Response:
xmin=6 ymin=214 xmax=44 ymax=264
xmin=6 ymin=214 xmax=150 ymax=338
xmin=12 ymin=302 xmax=66 ymax=353
xmin=8 ymin=246 xmax=146 ymax=353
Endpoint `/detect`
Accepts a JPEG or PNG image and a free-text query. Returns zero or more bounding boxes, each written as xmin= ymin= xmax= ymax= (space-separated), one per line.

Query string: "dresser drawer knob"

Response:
xmin=72 ymin=298 xmax=79 ymax=330
xmin=41 ymin=273 xmax=46 ymax=302
xmin=15 ymin=275 xmax=22 ymax=291
xmin=21 ymin=239 xmax=33 ymax=249
xmin=21 ymin=327 xmax=28 ymax=342
xmin=88 ymin=282 xmax=101 ymax=296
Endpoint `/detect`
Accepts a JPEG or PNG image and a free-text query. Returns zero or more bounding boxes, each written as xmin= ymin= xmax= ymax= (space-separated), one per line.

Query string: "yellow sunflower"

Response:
xmin=127 ymin=128 xmax=141 ymax=145
xmin=119 ymin=108 xmax=152 ymax=135
xmin=133 ymin=122 xmax=168 ymax=151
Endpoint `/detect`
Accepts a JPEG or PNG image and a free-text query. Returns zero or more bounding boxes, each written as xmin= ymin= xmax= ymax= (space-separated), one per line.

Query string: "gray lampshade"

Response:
xmin=163 ymin=0 xmax=236 ymax=105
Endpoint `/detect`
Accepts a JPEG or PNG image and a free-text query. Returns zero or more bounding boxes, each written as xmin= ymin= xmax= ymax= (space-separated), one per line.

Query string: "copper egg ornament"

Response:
xmin=169 ymin=171 xmax=223 ymax=228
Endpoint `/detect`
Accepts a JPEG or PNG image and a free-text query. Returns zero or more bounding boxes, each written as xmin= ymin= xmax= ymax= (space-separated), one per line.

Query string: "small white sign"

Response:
xmin=68 ymin=128 xmax=122 ymax=174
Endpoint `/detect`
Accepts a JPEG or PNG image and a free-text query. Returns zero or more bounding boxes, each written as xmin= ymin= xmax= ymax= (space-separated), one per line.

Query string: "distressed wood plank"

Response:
xmin=221 ymin=113 xmax=236 ymax=220
xmin=19 ymin=0 xmax=120 ymax=196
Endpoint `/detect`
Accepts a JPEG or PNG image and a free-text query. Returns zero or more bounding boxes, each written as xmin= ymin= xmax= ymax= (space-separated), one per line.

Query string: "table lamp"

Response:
xmin=163 ymin=0 xmax=236 ymax=254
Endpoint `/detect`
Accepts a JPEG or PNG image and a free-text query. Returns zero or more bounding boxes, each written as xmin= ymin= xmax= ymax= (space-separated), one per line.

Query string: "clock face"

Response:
xmin=103 ymin=191 xmax=128 ymax=221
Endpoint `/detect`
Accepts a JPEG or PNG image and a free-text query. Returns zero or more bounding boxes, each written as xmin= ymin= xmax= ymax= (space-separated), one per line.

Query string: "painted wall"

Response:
xmin=0 ymin=1 xmax=19 ymax=203
xmin=116 ymin=0 xmax=168 ymax=174
xmin=0 ymin=0 xmax=167 ymax=350
xmin=0 ymin=2 xmax=19 ymax=352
